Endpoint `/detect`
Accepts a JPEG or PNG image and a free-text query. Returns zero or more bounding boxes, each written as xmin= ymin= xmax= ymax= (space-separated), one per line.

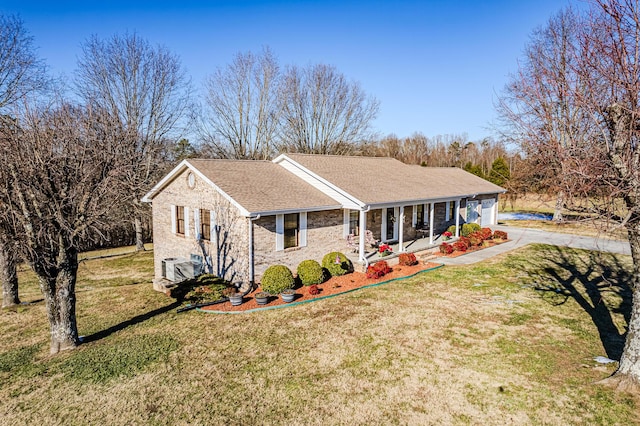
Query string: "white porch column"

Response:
xmin=358 ymin=209 xmax=367 ymax=262
xmin=398 ymin=206 xmax=405 ymax=252
xmin=445 ymin=201 xmax=451 ymax=221
xmin=429 ymin=202 xmax=435 ymax=245
xmin=455 ymin=199 xmax=460 ymax=237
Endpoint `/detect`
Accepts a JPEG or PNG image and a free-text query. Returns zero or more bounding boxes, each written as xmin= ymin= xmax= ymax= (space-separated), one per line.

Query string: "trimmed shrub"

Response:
xmin=322 ymin=251 xmax=353 ymax=277
xmin=480 ymin=227 xmax=493 ymax=240
xmin=297 ymin=259 xmax=324 ymax=286
xmin=452 ymin=240 xmax=468 ymax=252
xmin=447 ymin=225 xmax=458 ymax=236
xmin=458 ymin=236 xmax=471 ymax=250
xmin=260 ymin=265 xmax=294 ymax=295
xmin=468 ymin=231 xmax=484 ymax=246
xmin=366 ymin=260 xmax=391 ymax=279
xmin=440 ymin=242 xmax=454 ymax=254
xmin=461 ymin=223 xmax=481 ymax=237
xmin=398 ymin=252 xmax=418 ymax=266
xmin=493 ymin=230 xmax=508 ymax=240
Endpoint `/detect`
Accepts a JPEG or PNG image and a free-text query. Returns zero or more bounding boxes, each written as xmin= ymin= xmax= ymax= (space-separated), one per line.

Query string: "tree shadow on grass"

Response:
xmin=81 ymin=301 xmax=182 ymax=344
xmin=514 ymin=244 xmax=632 ymax=360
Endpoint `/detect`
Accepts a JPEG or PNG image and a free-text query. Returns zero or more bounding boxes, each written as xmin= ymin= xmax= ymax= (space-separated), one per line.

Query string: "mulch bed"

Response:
xmin=432 ymin=239 xmax=509 ymax=258
xmin=200 ymin=261 xmax=441 ymax=313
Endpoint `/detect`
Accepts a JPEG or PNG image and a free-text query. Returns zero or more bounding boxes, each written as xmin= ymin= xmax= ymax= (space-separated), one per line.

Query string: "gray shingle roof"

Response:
xmin=284 ymin=153 xmax=505 ymax=205
xmin=187 ymin=159 xmax=341 ymax=214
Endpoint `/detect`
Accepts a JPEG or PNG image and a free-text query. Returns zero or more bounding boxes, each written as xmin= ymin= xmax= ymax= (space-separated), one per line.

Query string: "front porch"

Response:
xmin=344 ymin=232 xmax=449 ymax=269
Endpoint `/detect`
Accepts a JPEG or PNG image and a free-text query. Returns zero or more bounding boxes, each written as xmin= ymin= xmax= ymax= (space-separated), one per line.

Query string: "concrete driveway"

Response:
xmin=438 ymin=224 xmax=631 ymax=265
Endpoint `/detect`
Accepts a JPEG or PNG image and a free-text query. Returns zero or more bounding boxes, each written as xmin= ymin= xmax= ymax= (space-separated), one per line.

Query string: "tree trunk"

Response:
xmin=134 ymin=216 xmax=145 ymax=251
xmin=604 ymin=226 xmax=640 ymax=392
xmin=552 ymin=190 xmax=564 ymax=222
xmin=38 ymin=248 xmax=80 ymax=354
xmin=0 ymin=240 xmax=19 ymax=308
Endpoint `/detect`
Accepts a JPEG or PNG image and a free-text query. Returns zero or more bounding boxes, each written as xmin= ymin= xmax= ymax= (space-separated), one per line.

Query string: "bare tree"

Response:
xmin=200 ymin=48 xmax=281 ymax=159
xmin=278 ymin=63 xmax=379 ymax=154
xmin=0 ymin=99 xmax=124 ymax=353
xmin=0 ymin=14 xmax=48 ymax=308
xmin=75 ymin=32 xmax=191 ymax=251
xmin=501 ymin=0 xmax=640 ymax=391
xmin=497 ymin=8 xmax=593 ymax=221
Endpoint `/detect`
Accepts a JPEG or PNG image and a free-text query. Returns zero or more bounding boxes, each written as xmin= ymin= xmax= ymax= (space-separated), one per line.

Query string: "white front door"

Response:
xmin=481 ymin=198 xmax=495 ymax=227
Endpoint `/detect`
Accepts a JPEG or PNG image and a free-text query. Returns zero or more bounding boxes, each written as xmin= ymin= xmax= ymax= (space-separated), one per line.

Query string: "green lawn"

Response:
xmin=1 ymin=245 xmax=638 ymax=425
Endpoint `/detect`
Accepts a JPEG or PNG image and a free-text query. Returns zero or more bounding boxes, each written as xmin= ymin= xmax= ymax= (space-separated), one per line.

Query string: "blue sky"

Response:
xmin=1 ymin=0 xmax=576 ymax=142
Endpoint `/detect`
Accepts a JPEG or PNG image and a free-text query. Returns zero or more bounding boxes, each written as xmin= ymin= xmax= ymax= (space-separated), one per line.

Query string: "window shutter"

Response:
xmin=299 ymin=212 xmax=307 ymax=247
xmin=210 ymin=210 xmax=217 ymax=247
xmin=194 ymin=208 xmax=201 ymax=239
xmin=184 ymin=207 xmax=190 ymax=237
xmin=412 ymin=205 xmax=417 ymax=227
xmin=170 ymin=205 xmax=176 ymax=234
xmin=275 ymin=214 xmax=284 ymax=251
xmin=343 ymin=209 xmax=350 ymax=237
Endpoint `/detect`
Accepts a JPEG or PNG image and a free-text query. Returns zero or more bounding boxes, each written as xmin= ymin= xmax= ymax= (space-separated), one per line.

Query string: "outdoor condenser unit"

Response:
xmin=162 ymin=257 xmax=195 ymax=282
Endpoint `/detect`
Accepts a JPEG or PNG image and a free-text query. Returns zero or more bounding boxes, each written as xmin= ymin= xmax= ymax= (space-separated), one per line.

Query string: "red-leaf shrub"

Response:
xmin=366 ymin=260 xmax=391 ymax=279
xmin=480 ymin=227 xmax=493 ymax=240
xmin=458 ymin=236 xmax=471 ymax=250
xmin=493 ymin=230 xmax=508 ymax=240
xmin=440 ymin=242 xmax=454 ymax=254
xmin=452 ymin=240 xmax=468 ymax=252
xmin=398 ymin=252 xmax=418 ymax=266
xmin=308 ymin=284 xmax=320 ymax=295
xmin=468 ymin=231 xmax=484 ymax=246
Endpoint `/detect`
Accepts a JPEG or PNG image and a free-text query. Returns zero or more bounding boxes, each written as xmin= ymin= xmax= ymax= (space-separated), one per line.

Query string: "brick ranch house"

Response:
xmin=142 ymin=153 xmax=505 ymax=289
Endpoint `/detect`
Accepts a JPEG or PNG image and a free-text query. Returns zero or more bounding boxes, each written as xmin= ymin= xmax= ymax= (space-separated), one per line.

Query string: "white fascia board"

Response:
xmin=273 ymin=154 xmax=366 ymax=209
xmin=141 ymin=160 xmax=251 ymax=217
xmin=247 ymin=204 xmax=344 ymax=217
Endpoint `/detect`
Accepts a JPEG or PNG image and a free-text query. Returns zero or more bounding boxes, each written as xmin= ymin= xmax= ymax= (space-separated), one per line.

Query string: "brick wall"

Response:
xmin=150 ymin=169 xmax=250 ymax=284
xmin=252 ymin=209 xmax=344 ymax=282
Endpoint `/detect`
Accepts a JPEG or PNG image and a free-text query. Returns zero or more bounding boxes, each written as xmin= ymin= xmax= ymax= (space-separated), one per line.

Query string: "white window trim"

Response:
xmin=170 ymin=204 xmax=177 ymax=234
xmin=194 ymin=208 xmax=201 ymax=240
xmin=184 ymin=207 xmax=190 ymax=237
xmin=210 ymin=210 xmax=217 ymax=246
xmin=276 ymin=214 xmax=284 ymax=251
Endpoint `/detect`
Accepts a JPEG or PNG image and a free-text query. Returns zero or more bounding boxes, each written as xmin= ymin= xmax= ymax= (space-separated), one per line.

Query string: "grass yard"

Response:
xmin=499 ymin=193 xmax=629 ymax=240
xmin=1 ymin=245 xmax=638 ymax=425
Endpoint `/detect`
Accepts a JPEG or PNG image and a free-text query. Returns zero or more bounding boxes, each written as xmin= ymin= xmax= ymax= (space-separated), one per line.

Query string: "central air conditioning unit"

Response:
xmin=162 ymin=257 xmax=195 ymax=282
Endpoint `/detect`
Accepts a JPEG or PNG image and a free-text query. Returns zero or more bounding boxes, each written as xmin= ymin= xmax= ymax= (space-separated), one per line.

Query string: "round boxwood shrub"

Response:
xmin=260 ymin=265 xmax=294 ymax=294
xmin=297 ymin=259 xmax=324 ymax=286
xmin=322 ymin=251 xmax=353 ymax=277
xmin=461 ymin=223 xmax=481 ymax=237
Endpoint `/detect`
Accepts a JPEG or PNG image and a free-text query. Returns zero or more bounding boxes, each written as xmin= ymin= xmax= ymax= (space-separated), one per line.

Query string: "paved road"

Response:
xmin=438 ymin=224 xmax=632 ymax=265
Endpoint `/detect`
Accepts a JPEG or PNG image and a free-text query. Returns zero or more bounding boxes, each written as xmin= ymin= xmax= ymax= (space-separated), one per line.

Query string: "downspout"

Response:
xmin=248 ymin=214 xmax=261 ymax=284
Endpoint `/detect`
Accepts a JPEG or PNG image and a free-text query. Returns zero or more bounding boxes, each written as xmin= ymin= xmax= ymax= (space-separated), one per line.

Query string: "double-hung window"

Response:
xmin=200 ymin=210 xmax=211 ymax=241
xmin=176 ymin=206 xmax=185 ymax=235
xmin=276 ymin=212 xmax=307 ymax=251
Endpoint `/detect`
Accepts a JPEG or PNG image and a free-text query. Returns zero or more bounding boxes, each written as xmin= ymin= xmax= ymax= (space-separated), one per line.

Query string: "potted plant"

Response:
xmin=280 ymin=288 xmax=296 ymax=303
xmin=255 ymin=291 xmax=270 ymax=305
xmin=378 ymin=244 xmax=392 ymax=257
xmin=228 ymin=292 xmax=243 ymax=306
xmin=442 ymin=231 xmax=452 ymax=241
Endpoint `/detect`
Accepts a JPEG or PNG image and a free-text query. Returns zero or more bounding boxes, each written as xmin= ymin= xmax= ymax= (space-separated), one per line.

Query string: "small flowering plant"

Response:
xmin=378 ymin=243 xmax=392 ymax=257
xmin=443 ymin=231 xmax=453 ymax=241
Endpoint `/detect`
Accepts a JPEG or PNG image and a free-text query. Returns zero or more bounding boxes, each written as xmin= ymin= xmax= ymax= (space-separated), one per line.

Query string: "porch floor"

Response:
xmin=344 ymin=233 xmax=448 ymax=266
